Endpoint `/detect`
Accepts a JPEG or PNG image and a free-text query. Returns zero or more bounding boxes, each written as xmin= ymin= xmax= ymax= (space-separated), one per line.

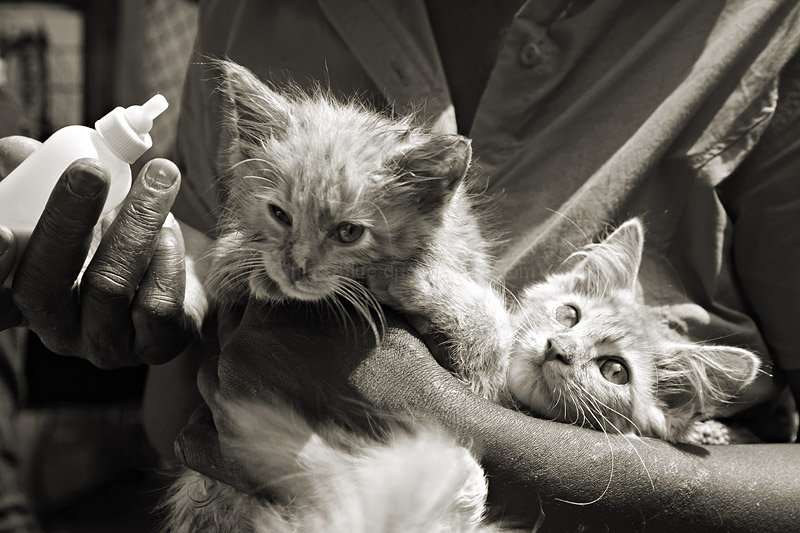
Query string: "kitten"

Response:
xmin=165 ymin=60 xmax=510 ymax=531
xmin=207 ymin=59 xmax=511 ymax=400
xmin=507 ymin=218 xmax=760 ymax=442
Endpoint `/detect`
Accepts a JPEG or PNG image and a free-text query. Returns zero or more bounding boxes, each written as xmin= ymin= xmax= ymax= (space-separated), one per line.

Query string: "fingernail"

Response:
xmin=143 ymin=160 xmax=180 ymax=190
xmin=66 ymin=160 xmax=108 ymax=198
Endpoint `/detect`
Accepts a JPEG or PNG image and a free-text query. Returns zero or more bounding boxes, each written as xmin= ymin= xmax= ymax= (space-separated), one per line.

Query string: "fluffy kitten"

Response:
xmin=164 ymin=400 xmax=490 ymax=532
xmin=507 ymin=218 xmax=760 ymax=442
xmin=165 ymin=60 xmax=511 ymax=531
xmin=207 ymin=59 xmax=511 ymax=400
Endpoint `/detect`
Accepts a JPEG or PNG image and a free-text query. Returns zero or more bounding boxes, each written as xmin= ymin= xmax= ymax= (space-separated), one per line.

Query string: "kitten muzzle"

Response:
xmin=544 ymin=335 xmax=576 ymax=365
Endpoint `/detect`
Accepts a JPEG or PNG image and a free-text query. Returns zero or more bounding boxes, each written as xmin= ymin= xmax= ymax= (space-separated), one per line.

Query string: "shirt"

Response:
xmin=174 ymin=0 xmax=800 ymax=386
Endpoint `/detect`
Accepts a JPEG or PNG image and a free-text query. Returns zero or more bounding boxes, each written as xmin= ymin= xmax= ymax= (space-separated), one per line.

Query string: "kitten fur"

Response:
xmin=166 ymin=60 xmax=512 ymax=531
xmin=207 ymin=59 xmax=511 ymax=400
xmin=507 ymin=218 xmax=760 ymax=442
xmin=163 ymin=400 xmax=491 ymax=532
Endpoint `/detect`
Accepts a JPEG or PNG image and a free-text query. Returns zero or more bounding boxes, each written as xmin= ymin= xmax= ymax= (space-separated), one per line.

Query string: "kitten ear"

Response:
xmin=569 ymin=218 xmax=644 ymax=296
xmin=658 ymin=343 xmax=760 ymax=419
xmin=216 ymin=59 xmax=291 ymax=150
xmin=390 ymin=134 xmax=472 ymax=205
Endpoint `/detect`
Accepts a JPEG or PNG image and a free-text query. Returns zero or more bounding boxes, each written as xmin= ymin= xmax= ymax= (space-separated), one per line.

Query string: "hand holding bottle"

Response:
xmin=0 ymin=136 xmax=198 ymax=367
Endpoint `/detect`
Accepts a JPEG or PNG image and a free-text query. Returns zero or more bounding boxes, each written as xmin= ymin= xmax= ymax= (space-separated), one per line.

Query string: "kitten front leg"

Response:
xmin=385 ymin=264 xmax=513 ymax=403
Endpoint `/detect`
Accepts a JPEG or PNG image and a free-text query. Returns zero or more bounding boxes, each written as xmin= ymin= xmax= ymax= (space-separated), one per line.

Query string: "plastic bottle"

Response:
xmin=0 ymin=94 xmax=168 ymax=281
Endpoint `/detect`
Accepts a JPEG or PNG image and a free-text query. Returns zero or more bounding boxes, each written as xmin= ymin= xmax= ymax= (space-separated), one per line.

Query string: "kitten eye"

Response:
xmin=555 ymin=304 xmax=579 ymax=328
xmin=599 ymin=358 xmax=629 ymax=385
xmin=269 ymin=204 xmax=292 ymax=226
xmin=331 ymin=222 xmax=365 ymax=244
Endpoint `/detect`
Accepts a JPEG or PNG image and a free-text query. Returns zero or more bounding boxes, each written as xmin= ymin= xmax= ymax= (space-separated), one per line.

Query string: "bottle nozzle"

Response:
xmin=124 ymin=94 xmax=169 ymax=134
xmin=95 ymin=94 xmax=169 ymax=163
xmin=142 ymin=94 xmax=169 ymax=120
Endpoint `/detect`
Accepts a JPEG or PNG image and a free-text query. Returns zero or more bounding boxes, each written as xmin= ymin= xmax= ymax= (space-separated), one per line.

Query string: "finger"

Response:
xmin=131 ymin=214 xmax=192 ymax=364
xmin=0 ymin=136 xmax=41 ymax=177
xmin=0 ymin=226 xmax=22 ymax=329
xmin=174 ymin=410 xmax=259 ymax=494
xmin=0 ymin=225 xmax=16 ymax=283
xmin=196 ymin=355 xmax=221 ymax=408
xmin=80 ymin=159 xmax=180 ymax=366
xmin=12 ymin=159 xmax=110 ymax=352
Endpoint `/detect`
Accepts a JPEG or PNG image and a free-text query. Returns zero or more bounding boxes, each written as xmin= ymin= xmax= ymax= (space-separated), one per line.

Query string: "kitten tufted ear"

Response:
xmin=569 ymin=218 xmax=644 ymax=296
xmin=657 ymin=344 xmax=760 ymax=422
xmin=390 ymin=134 xmax=472 ymax=205
xmin=216 ymin=59 xmax=291 ymax=151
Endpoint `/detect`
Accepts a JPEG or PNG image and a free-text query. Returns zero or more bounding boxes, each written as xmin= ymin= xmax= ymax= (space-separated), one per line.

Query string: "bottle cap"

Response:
xmin=95 ymin=94 xmax=169 ymax=163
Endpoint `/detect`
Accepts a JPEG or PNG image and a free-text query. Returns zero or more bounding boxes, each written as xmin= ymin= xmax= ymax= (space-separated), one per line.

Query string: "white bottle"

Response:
xmin=0 ymin=94 xmax=168 ymax=279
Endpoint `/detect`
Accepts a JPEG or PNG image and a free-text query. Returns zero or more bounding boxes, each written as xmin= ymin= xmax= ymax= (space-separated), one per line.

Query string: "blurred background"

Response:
xmin=0 ymin=1 xmax=198 ymax=531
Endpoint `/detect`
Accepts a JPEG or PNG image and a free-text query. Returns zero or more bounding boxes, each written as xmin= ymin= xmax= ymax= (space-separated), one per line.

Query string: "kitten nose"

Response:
xmin=544 ymin=336 xmax=573 ymax=365
xmin=287 ymin=265 xmax=307 ymax=282
xmin=284 ymin=257 xmax=309 ymax=282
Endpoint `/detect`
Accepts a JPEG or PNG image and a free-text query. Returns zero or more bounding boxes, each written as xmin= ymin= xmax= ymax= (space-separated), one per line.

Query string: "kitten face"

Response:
xmin=209 ymin=60 xmax=471 ymax=307
xmin=508 ymin=268 xmax=666 ymax=438
xmin=231 ymin=149 xmax=390 ymax=302
xmin=508 ymin=219 xmax=760 ymax=441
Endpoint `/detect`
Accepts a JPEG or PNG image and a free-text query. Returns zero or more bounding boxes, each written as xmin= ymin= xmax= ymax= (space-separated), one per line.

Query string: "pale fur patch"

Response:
xmin=163 ymin=400 xmax=491 ymax=532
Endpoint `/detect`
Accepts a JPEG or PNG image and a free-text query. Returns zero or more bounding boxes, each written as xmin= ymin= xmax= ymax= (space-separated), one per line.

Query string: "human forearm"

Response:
xmin=175 ymin=302 xmax=800 ymax=531
xmin=346 ymin=321 xmax=800 ymax=531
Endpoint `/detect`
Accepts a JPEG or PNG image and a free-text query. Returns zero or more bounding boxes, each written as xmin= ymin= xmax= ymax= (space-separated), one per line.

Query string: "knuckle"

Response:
xmin=11 ymin=284 xmax=76 ymax=332
xmin=136 ymin=291 xmax=185 ymax=323
xmin=82 ymin=267 xmax=137 ymax=304
xmin=118 ymin=195 xmax=169 ymax=236
xmin=36 ymin=209 xmax=97 ymax=248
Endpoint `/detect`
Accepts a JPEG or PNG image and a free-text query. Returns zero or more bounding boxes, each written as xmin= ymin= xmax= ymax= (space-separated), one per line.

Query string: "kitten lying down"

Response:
xmin=507 ymin=218 xmax=760 ymax=443
xmin=165 ymin=60 xmax=759 ymax=531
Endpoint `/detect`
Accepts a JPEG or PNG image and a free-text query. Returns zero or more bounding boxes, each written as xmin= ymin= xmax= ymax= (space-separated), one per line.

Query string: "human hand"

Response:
xmin=0 ymin=135 xmax=204 ymax=367
xmin=174 ymin=299 xmax=461 ymax=493
xmin=0 ymin=224 xmax=20 ymax=330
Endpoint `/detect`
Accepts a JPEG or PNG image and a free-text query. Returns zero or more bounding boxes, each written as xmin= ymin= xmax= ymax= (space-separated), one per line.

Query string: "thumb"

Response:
xmin=174 ymin=404 xmax=260 ymax=494
xmin=0 ymin=226 xmax=22 ymax=330
xmin=0 ymin=226 xmax=16 ymax=282
xmin=0 ymin=136 xmax=41 ymax=178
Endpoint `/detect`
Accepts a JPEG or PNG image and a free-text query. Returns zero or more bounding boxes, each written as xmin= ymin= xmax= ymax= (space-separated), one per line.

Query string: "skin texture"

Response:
xmin=175 ymin=300 xmax=800 ymax=532
xmin=0 ymin=136 xmax=195 ymax=367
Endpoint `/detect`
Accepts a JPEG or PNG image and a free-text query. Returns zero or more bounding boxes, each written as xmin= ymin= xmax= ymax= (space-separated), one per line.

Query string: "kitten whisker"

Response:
xmin=575 ymin=382 xmax=648 ymax=441
xmin=333 ymin=277 xmax=385 ymax=342
xmin=544 ymin=208 xmax=591 ymax=246
xmin=325 ymin=293 xmax=358 ymax=337
xmin=364 ymin=200 xmax=393 ymax=249
xmin=555 ymin=396 xmax=615 ymax=506
xmin=578 ymin=388 xmax=655 ymax=491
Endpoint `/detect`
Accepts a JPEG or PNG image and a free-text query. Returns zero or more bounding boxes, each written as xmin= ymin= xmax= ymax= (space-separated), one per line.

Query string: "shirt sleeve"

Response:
xmin=718 ymin=52 xmax=800 ymax=372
